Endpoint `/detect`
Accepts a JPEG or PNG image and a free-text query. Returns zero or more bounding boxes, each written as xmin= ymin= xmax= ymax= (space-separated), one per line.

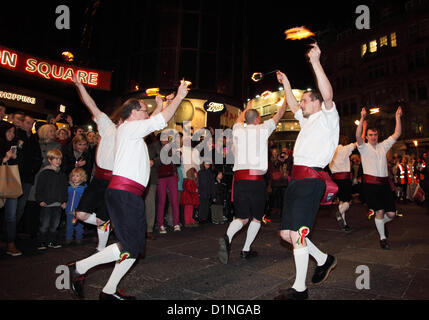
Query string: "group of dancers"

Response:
xmin=66 ymin=42 xmax=402 ymax=300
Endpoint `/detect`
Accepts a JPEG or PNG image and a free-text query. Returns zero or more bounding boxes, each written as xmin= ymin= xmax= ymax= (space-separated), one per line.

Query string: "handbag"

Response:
xmin=0 ymin=164 xmax=23 ymax=199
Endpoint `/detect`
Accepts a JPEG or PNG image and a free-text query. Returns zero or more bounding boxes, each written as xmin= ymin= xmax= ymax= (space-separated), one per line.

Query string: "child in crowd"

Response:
xmin=212 ymin=170 xmax=229 ymax=224
xmin=180 ymin=168 xmax=199 ymax=227
xmin=65 ymin=168 xmax=88 ymax=246
xmin=35 ymin=149 xmax=68 ymax=250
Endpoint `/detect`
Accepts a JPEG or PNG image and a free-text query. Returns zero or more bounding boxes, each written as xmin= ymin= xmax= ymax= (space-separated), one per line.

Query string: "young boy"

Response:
xmin=36 ymin=149 xmax=68 ymax=250
xmin=65 ymin=168 xmax=88 ymax=245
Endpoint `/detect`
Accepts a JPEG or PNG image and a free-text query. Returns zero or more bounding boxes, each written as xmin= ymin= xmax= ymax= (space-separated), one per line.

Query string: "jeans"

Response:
xmin=65 ymin=212 xmax=84 ymax=241
xmin=39 ymin=206 xmax=62 ymax=243
xmin=16 ymin=183 xmax=33 ymax=229
xmin=4 ymin=198 xmax=18 ymax=243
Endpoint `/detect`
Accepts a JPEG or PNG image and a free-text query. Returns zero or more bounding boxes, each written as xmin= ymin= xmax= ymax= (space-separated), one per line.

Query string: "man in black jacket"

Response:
xmin=16 ymin=115 xmax=42 ymax=235
xmin=197 ymin=162 xmax=216 ymax=223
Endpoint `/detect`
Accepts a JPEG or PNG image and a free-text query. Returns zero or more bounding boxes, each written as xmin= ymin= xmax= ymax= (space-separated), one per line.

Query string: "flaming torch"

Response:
xmin=251 ymin=70 xmax=278 ymax=83
xmin=285 ymin=26 xmax=316 ymax=42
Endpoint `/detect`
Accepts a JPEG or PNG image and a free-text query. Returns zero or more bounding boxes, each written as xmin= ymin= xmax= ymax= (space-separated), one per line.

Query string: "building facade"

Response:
xmin=324 ymin=0 xmax=429 ymax=151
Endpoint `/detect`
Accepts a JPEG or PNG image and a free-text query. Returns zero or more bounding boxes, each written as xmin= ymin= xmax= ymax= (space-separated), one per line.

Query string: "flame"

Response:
xmin=61 ymin=51 xmax=74 ymax=62
xmin=146 ymin=88 xmax=160 ymax=96
xmin=185 ymin=80 xmax=192 ymax=87
xmin=414 ymin=140 xmax=419 ymax=147
xmin=369 ymin=108 xmax=380 ymax=114
xmin=251 ymin=72 xmax=263 ymax=82
xmin=285 ymin=26 xmax=315 ymax=40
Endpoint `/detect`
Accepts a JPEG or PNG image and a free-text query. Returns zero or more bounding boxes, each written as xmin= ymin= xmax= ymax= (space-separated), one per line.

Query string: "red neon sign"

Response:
xmin=0 ymin=45 xmax=112 ymax=91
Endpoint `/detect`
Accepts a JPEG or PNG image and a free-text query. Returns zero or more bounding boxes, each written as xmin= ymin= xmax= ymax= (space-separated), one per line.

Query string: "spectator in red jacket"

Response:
xmin=181 ymin=168 xmax=199 ymax=227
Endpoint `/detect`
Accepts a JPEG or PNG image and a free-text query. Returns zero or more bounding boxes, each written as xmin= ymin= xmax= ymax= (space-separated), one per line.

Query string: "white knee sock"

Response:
xmin=226 ymin=219 xmax=244 ymax=243
xmin=102 ymin=258 xmax=136 ymax=294
xmin=83 ymin=213 xmax=98 ymax=226
xmin=292 ymin=247 xmax=309 ymax=292
xmin=97 ymin=224 xmax=110 ymax=251
xmin=76 ymin=243 xmax=120 ymax=274
xmin=375 ymin=218 xmax=386 ymax=240
xmin=242 ymin=221 xmax=261 ymax=252
xmin=340 ymin=202 xmax=350 ymax=224
xmin=306 ymin=238 xmax=327 ymax=266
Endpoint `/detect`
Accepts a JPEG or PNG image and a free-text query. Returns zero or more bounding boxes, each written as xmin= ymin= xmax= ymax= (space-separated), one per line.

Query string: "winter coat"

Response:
xmin=61 ymin=143 xmax=94 ymax=179
xmin=180 ymin=179 xmax=199 ymax=207
xmin=197 ymin=168 xmax=216 ymax=199
xmin=16 ymin=128 xmax=42 ymax=184
xmin=35 ymin=166 xmax=68 ymax=205
xmin=65 ymin=183 xmax=87 ymax=213
xmin=213 ymin=179 xmax=227 ymax=205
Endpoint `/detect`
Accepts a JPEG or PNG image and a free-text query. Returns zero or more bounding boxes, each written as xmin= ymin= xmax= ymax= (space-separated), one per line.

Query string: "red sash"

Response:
xmin=94 ymin=165 xmax=113 ymax=181
xmin=331 ymin=172 xmax=351 ymax=180
xmin=363 ymin=174 xmax=395 ymax=191
xmin=363 ymin=174 xmax=388 ymax=185
xmin=231 ymin=170 xmax=265 ymax=202
xmin=108 ymin=175 xmax=146 ymax=197
xmin=292 ymin=165 xmax=338 ymax=206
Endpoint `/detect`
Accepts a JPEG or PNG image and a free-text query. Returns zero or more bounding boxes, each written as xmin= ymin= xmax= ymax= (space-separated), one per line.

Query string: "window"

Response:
xmin=418 ymin=82 xmax=428 ymax=100
xmin=361 ymin=44 xmax=367 ymax=57
xmin=390 ymin=32 xmax=397 ymax=47
xmin=262 ymin=106 xmax=271 ymax=116
xmin=380 ymin=36 xmax=388 ymax=47
xmin=369 ymin=40 xmax=378 ymax=53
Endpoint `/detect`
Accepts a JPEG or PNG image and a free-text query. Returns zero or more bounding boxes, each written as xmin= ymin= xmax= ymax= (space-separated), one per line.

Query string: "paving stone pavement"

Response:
xmin=1 ymin=201 xmax=428 ymax=301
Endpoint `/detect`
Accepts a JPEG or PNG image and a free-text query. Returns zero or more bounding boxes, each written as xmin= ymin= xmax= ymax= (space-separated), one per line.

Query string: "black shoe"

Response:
xmin=218 ymin=235 xmax=231 ymax=264
xmin=48 ymin=241 xmax=62 ymax=249
xmin=311 ymin=254 xmax=337 ymax=284
xmin=99 ymin=289 xmax=136 ymax=300
xmin=343 ymin=225 xmax=351 ymax=232
xmin=240 ymin=250 xmax=258 ymax=259
xmin=67 ymin=262 xmax=85 ymax=299
xmin=380 ymin=239 xmax=391 ymax=250
xmin=274 ymin=288 xmax=308 ymax=300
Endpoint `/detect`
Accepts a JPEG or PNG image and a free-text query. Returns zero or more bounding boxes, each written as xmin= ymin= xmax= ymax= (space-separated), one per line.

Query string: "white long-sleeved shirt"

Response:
xmin=357 ymin=136 xmax=396 ymax=178
xmin=329 ymin=143 xmax=356 ymax=173
xmin=113 ymin=114 xmax=167 ymax=187
xmin=93 ymin=112 xmax=116 ymax=171
xmin=232 ymin=119 xmax=276 ymax=174
xmin=293 ymin=103 xmax=340 ymax=168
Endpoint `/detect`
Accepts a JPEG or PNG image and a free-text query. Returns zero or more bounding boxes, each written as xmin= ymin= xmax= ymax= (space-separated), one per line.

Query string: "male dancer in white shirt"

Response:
xmin=329 ymin=136 xmax=357 ymax=232
xmin=218 ymin=87 xmax=288 ymax=264
xmin=68 ymin=80 xmax=189 ymax=300
xmin=72 ymin=75 xmax=164 ymax=251
xmin=275 ymin=43 xmax=339 ymax=300
xmin=356 ymin=107 xmax=402 ymax=250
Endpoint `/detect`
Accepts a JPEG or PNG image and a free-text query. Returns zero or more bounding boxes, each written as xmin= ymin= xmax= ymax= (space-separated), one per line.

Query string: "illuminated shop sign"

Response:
xmin=203 ymin=101 xmax=226 ymax=114
xmin=0 ymin=45 xmax=112 ymax=91
xmin=0 ymin=90 xmax=36 ymax=104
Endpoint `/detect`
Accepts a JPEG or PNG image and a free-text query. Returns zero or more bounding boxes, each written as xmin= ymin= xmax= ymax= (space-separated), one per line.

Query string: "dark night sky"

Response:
xmin=0 ymin=0 xmax=368 ymax=122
